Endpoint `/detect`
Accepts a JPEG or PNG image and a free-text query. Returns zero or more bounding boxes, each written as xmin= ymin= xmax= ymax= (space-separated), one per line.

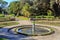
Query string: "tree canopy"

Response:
xmin=8 ymin=0 xmax=56 ymax=17
xmin=0 ymin=0 xmax=8 ymax=14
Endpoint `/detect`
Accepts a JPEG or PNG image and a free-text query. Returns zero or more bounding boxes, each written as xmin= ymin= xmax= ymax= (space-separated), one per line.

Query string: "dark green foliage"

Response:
xmin=8 ymin=0 xmax=57 ymax=18
xmin=0 ymin=38 xmax=8 ymax=40
xmin=8 ymin=1 xmax=22 ymax=16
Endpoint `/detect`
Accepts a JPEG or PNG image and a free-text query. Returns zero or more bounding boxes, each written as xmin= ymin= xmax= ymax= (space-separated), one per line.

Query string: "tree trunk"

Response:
xmin=16 ymin=12 xmax=19 ymax=17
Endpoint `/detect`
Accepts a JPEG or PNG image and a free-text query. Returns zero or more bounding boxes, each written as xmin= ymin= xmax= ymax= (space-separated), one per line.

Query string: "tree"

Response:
xmin=21 ymin=3 xmax=31 ymax=17
xmin=29 ymin=0 xmax=51 ymax=16
xmin=8 ymin=1 xmax=21 ymax=16
xmin=0 ymin=0 xmax=8 ymax=14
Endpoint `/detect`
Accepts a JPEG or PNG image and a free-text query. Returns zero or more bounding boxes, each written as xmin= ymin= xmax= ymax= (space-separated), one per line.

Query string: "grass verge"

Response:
xmin=35 ymin=21 xmax=60 ymax=26
xmin=16 ymin=16 xmax=29 ymax=20
xmin=0 ymin=22 xmax=19 ymax=28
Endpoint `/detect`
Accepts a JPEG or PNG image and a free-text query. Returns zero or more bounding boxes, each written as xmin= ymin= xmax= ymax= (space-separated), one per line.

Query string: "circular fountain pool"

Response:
xmin=8 ymin=25 xmax=55 ymax=36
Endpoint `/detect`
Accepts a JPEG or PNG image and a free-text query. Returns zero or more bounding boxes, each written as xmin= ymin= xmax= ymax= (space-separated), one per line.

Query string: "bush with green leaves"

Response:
xmin=36 ymin=16 xmax=44 ymax=18
xmin=0 ymin=17 xmax=10 ymax=22
xmin=43 ymin=16 xmax=54 ymax=20
xmin=0 ymin=14 xmax=15 ymax=22
xmin=44 ymin=16 xmax=54 ymax=18
xmin=47 ymin=10 xmax=53 ymax=16
xmin=21 ymin=3 xmax=31 ymax=17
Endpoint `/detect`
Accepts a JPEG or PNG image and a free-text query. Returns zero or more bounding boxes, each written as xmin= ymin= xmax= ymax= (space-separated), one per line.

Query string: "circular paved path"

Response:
xmin=0 ymin=20 xmax=60 ymax=40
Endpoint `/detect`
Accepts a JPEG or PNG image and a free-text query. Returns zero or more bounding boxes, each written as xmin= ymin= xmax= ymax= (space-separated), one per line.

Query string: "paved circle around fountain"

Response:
xmin=8 ymin=25 xmax=55 ymax=36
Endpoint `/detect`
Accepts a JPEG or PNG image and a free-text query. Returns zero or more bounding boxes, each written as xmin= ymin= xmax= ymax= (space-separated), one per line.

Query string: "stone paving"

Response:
xmin=0 ymin=20 xmax=60 ymax=40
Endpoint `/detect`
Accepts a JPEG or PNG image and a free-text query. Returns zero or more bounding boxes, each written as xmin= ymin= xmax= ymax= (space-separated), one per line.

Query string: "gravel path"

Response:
xmin=0 ymin=20 xmax=60 ymax=40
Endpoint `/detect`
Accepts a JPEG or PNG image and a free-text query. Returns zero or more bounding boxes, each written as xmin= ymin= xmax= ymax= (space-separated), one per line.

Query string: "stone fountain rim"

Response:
xmin=8 ymin=25 xmax=55 ymax=36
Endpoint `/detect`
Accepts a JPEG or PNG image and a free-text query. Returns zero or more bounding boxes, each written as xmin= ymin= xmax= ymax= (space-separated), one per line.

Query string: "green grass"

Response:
xmin=16 ymin=16 xmax=29 ymax=20
xmin=0 ymin=38 xmax=8 ymax=40
xmin=0 ymin=14 xmax=4 ymax=17
xmin=35 ymin=21 xmax=60 ymax=26
xmin=0 ymin=22 xmax=19 ymax=28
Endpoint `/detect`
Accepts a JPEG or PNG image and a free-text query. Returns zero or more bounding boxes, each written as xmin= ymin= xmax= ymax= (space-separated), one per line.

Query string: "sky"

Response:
xmin=4 ymin=0 xmax=17 ymax=6
xmin=4 ymin=0 xmax=17 ymax=4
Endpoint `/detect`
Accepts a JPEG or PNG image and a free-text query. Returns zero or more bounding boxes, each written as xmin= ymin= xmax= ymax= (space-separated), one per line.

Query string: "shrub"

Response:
xmin=43 ymin=16 xmax=54 ymax=20
xmin=0 ymin=15 xmax=15 ymax=22
xmin=30 ymin=16 xmax=36 ymax=18
xmin=10 ymin=17 xmax=15 ymax=21
xmin=44 ymin=16 xmax=54 ymax=18
xmin=36 ymin=16 xmax=46 ymax=18
xmin=0 ymin=17 xmax=10 ymax=22
xmin=9 ymin=14 xmax=15 ymax=17
xmin=36 ymin=16 xmax=42 ymax=18
xmin=47 ymin=10 xmax=53 ymax=16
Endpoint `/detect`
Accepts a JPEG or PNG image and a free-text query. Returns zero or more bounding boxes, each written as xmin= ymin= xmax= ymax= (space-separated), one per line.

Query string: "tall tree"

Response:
xmin=0 ymin=0 xmax=8 ymax=14
xmin=21 ymin=3 xmax=31 ymax=17
xmin=8 ymin=1 xmax=21 ymax=16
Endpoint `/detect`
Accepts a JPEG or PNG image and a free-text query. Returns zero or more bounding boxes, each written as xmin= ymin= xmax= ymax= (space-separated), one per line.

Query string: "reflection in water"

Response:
xmin=18 ymin=27 xmax=49 ymax=35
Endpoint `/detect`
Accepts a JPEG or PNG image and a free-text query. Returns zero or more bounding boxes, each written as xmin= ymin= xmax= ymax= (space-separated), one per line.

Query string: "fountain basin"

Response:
xmin=8 ymin=25 xmax=55 ymax=36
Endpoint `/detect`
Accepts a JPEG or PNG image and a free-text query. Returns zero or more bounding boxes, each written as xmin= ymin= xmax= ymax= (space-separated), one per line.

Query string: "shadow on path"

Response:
xmin=0 ymin=28 xmax=28 ymax=40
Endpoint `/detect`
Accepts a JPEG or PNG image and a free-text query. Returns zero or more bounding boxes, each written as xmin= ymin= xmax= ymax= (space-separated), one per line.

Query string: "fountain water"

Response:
xmin=32 ymin=19 xmax=35 ymax=34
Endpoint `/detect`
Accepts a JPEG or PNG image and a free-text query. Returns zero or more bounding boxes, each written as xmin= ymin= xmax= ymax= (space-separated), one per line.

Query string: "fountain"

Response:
xmin=8 ymin=18 xmax=55 ymax=36
xmin=32 ymin=18 xmax=35 ymax=35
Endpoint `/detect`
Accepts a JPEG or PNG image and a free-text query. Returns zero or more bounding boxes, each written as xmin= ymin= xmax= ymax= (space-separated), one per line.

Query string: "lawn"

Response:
xmin=0 ymin=22 xmax=19 ymax=28
xmin=16 ymin=16 xmax=29 ymax=20
xmin=35 ymin=20 xmax=60 ymax=26
xmin=0 ymin=38 xmax=8 ymax=40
